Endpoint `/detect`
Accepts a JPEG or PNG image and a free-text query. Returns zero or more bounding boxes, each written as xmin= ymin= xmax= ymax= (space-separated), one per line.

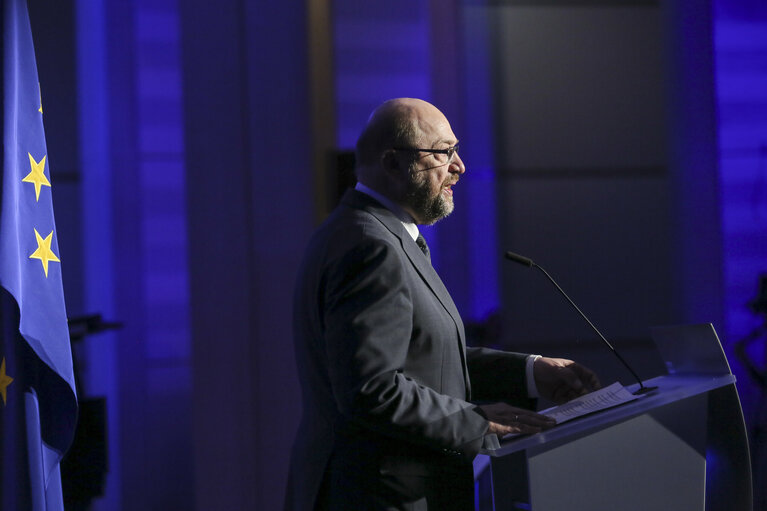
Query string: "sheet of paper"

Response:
xmin=540 ymin=381 xmax=639 ymax=424
xmin=501 ymin=382 xmax=641 ymax=439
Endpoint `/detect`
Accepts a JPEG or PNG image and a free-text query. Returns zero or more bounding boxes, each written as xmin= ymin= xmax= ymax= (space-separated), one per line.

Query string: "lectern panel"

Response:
xmin=527 ymin=408 xmax=706 ymax=510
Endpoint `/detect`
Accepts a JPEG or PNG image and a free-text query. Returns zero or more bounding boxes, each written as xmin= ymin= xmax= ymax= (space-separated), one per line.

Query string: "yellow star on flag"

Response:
xmin=22 ymin=153 xmax=50 ymax=201
xmin=0 ymin=357 xmax=13 ymax=406
xmin=38 ymin=82 xmax=43 ymax=114
xmin=29 ymin=228 xmax=60 ymax=277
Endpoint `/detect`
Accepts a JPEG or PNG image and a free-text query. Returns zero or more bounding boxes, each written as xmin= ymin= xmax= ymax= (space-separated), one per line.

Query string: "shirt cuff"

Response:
xmin=526 ymin=354 xmax=542 ymax=398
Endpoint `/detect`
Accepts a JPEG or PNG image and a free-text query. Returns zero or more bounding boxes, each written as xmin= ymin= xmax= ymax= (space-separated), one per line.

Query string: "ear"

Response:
xmin=381 ymin=150 xmax=400 ymax=174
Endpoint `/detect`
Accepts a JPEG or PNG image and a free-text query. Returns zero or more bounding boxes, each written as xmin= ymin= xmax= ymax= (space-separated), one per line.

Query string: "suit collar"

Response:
xmin=340 ymin=189 xmax=470 ymax=395
xmin=341 ymin=189 xmax=408 ymax=239
xmin=340 ymin=190 xmax=460 ymax=322
xmin=353 ymin=183 xmax=418 ymax=239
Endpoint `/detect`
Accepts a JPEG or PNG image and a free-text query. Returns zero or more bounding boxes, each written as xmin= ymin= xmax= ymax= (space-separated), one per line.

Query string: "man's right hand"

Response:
xmin=478 ymin=403 xmax=557 ymax=436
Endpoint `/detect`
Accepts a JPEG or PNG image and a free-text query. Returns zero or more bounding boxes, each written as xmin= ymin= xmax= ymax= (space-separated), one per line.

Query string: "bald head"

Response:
xmin=355 ymin=98 xmax=449 ymax=180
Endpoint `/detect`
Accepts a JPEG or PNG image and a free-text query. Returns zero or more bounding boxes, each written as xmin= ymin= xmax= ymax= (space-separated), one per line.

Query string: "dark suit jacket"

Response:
xmin=285 ymin=190 xmax=530 ymax=510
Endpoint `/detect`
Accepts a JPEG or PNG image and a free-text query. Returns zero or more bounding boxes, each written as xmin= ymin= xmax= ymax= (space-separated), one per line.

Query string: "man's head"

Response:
xmin=355 ymin=98 xmax=466 ymax=225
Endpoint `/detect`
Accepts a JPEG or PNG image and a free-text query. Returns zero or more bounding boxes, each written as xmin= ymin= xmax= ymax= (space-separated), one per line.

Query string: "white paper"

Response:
xmin=540 ymin=381 xmax=638 ymax=424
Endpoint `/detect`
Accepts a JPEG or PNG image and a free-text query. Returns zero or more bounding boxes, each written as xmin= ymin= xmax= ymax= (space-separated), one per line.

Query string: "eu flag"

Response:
xmin=0 ymin=0 xmax=78 ymax=509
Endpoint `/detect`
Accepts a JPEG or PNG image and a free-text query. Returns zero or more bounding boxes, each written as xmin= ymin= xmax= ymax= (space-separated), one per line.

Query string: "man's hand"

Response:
xmin=534 ymin=357 xmax=600 ymax=404
xmin=478 ymin=403 xmax=556 ymax=437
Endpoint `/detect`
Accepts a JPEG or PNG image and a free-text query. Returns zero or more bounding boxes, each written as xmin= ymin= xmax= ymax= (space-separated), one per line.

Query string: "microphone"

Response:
xmin=504 ymin=251 xmax=656 ymax=395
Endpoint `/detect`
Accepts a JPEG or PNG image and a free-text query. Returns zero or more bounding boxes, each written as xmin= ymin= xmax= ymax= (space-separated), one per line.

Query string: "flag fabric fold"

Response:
xmin=1 ymin=0 xmax=78 ymax=509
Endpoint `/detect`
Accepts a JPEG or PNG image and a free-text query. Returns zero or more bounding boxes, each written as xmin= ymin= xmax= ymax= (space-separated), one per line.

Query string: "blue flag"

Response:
xmin=1 ymin=0 xmax=78 ymax=509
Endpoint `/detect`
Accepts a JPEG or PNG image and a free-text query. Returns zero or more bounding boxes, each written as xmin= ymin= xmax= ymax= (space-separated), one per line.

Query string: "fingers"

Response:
xmin=536 ymin=357 xmax=602 ymax=404
xmin=560 ymin=364 xmax=601 ymax=399
xmin=572 ymin=364 xmax=601 ymax=392
xmin=480 ymin=403 xmax=556 ymax=436
xmin=488 ymin=414 xmax=555 ymax=436
xmin=557 ymin=364 xmax=585 ymax=393
xmin=514 ymin=413 xmax=556 ymax=435
xmin=488 ymin=420 xmax=546 ymax=437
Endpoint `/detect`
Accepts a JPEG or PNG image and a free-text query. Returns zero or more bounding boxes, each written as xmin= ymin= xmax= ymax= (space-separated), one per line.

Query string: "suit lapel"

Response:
xmin=341 ymin=190 xmax=472 ymax=397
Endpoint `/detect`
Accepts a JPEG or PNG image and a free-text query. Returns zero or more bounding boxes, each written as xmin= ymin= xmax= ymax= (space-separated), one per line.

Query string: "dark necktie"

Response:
xmin=415 ymin=234 xmax=431 ymax=263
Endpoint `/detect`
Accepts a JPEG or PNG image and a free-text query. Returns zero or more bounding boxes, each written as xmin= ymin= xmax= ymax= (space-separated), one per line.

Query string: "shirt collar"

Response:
xmin=354 ymin=182 xmax=420 ymax=241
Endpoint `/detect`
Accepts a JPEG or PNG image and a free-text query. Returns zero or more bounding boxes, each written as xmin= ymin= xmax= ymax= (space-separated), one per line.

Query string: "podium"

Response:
xmin=483 ymin=324 xmax=753 ymax=511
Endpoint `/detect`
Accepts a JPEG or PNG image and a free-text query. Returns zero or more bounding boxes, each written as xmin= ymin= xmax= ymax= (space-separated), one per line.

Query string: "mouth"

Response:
xmin=442 ymin=180 xmax=458 ymax=196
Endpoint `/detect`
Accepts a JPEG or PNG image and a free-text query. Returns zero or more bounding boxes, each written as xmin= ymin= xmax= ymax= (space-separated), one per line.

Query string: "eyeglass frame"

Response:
xmin=392 ymin=144 xmax=459 ymax=163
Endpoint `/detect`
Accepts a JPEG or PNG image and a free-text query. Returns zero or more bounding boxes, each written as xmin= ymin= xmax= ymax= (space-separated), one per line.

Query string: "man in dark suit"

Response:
xmin=285 ymin=98 xmax=599 ymax=510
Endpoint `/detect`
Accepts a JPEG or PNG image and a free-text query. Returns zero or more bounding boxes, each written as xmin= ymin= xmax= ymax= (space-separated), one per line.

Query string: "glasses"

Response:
xmin=393 ymin=144 xmax=459 ymax=164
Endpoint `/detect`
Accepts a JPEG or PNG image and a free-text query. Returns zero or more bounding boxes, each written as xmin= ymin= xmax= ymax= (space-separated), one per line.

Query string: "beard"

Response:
xmin=404 ymin=169 xmax=455 ymax=225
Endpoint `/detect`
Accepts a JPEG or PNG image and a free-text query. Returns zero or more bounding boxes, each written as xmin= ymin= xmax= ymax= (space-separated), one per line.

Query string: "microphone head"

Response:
xmin=505 ymin=251 xmax=534 ymax=267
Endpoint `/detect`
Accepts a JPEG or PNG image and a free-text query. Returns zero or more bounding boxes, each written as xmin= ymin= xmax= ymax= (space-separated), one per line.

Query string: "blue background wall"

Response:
xmin=26 ymin=0 xmax=767 ymax=508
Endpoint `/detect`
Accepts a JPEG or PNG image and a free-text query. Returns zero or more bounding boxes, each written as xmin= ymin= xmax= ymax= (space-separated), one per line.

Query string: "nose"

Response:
xmin=450 ymin=151 xmax=466 ymax=175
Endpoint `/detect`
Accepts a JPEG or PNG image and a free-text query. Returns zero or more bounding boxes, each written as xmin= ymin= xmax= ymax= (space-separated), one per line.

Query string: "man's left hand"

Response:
xmin=534 ymin=357 xmax=600 ymax=404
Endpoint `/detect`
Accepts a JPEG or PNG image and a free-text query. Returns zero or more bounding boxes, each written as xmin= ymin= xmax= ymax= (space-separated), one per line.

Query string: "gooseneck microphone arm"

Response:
xmin=504 ymin=251 xmax=656 ymax=395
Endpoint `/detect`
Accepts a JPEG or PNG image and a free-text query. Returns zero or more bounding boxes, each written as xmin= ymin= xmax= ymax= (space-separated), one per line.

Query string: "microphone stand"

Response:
xmin=505 ymin=251 xmax=657 ymax=395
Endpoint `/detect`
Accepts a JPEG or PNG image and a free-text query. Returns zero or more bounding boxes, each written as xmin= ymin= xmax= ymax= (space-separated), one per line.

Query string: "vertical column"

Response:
xmin=180 ymin=1 xmax=259 ymax=509
xmin=332 ymin=1 xmax=432 ymax=145
xmin=714 ymin=2 xmax=767 ymax=507
xmin=134 ymin=0 xmax=193 ymax=508
xmin=663 ymin=0 xmax=724 ymax=328
xmin=103 ymin=1 xmax=146 ymax=509
xmin=308 ymin=0 xmax=336 ymax=219
xmin=182 ymin=0 xmax=314 ymax=508
xmin=429 ymin=0 xmax=471 ymax=312
xmin=460 ymin=3 xmax=502 ymax=322
xmin=244 ymin=1 xmax=315 ymax=506
xmin=81 ymin=0 xmax=195 ymax=509
xmin=430 ymin=0 xmax=501 ymax=322
xmin=75 ymin=0 xmax=120 ymax=507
